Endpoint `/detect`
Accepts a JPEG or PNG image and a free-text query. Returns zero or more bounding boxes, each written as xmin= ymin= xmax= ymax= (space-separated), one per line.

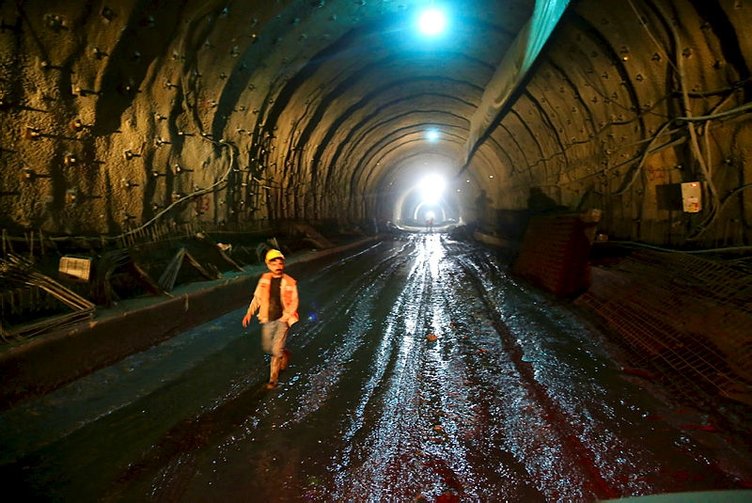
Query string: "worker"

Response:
xmin=242 ymin=249 xmax=299 ymax=389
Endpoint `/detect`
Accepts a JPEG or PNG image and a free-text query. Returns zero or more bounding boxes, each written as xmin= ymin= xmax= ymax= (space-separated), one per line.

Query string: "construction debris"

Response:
xmin=158 ymin=247 xmax=220 ymax=292
xmin=0 ymin=254 xmax=95 ymax=340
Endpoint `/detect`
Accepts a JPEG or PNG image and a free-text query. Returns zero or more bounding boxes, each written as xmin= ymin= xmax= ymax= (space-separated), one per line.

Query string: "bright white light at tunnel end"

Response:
xmin=419 ymin=173 xmax=446 ymax=204
xmin=417 ymin=7 xmax=448 ymax=36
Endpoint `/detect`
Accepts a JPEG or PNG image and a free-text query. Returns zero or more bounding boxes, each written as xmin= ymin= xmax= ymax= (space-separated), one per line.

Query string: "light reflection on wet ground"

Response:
xmin=1 ymin=234 xmax=751 ymax=501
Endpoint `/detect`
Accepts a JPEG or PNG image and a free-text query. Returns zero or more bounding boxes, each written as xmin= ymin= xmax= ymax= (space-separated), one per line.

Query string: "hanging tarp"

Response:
xmin=460 ymin=0 xmax=571 ymax=170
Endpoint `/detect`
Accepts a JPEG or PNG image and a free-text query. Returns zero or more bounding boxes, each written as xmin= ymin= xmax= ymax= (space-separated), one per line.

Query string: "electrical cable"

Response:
xmin=712 ymin=183 xmax=752 ymax=220
xmin=626 ymin=0 xmax=680 ymax=76
xmin=612 ymin=119 xmax=675 ymax=196
xmin=604 ymin=100 xmax=751 ymax=196
xmin=107 ymin=2 xmax=243 ymax=241
xmin=687 ymin=93 xmax=738 ymax=239
xmin=606 ymin=239 xmax=752 ymax=255
xmin=674 ymin=101 xmax=752 ymax=123
xmin=660 ymin=6 xmax=720 ymax=234
xmin=117 ymin=138 xmax=239 ymax=240
xmin=675 ymin=77 xmax=752 ymax=97
xmin=621 ymin=0 xmax=752 ymax=241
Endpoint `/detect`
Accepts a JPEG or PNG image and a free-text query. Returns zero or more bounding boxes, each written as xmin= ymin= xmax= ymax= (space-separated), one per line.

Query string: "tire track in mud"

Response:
xmin=388 ymin=235 xmax=518 ymax=500
xmin=459 ymin=249 xmax=749 ymax=497
xmin=331 ymin=235 xmax=541 ymax=501
xmin=414 ymin=235 xmax=544 ymax=501
xmin=404 ymin=236 xmax=481 ymax=498
xmin=330 ymin=238 xmax=437 ymax=500
xmin=456 ymin=251 xmax=620 ymax=501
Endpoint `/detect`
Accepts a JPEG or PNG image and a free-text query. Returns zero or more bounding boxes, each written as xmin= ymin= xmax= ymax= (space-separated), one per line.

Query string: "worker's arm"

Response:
xmin=280 ymin=280 xmax=299 ymax=326
xmin=242 ymin=286 xmax=261 ymax=328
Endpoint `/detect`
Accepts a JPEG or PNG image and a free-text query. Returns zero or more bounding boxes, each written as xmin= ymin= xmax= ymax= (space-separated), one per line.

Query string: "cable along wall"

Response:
xmin=481 ymin=0 xmax=752 ymax=246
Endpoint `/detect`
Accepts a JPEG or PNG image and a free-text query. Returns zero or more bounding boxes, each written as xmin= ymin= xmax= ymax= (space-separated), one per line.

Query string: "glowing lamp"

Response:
xmin=417 ymin=8 xmax=447 ymax=36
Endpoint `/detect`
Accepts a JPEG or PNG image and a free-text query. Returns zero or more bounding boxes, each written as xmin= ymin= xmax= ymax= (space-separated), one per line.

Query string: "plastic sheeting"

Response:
xmin=460 ymin=0 xmax=571 ymax=171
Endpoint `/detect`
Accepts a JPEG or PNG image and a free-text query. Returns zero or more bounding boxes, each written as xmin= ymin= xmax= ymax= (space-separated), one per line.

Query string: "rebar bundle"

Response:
xmin=0 ymin=254 xmax=95 ymax=340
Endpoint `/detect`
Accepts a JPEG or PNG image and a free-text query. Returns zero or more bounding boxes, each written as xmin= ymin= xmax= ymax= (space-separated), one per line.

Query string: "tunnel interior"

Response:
xmin=1 ymin=0 xmax=751 ymax=424
xmin=1 ymin=2 xmax=752 ymax=497
xmin=0 ymin=0 xmax=749 ymax=246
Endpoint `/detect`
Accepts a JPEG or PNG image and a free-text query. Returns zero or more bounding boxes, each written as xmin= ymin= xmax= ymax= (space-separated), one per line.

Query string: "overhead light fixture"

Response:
xmin=417 ymin=7 xmax=447 ymax=36
xmin=425 ymin=128 xmax=440 ymax=142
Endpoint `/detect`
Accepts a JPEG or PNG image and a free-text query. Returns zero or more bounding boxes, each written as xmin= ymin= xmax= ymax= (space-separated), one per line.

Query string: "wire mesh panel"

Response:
xmin=577 ymin=248 xmax=752 ymax=405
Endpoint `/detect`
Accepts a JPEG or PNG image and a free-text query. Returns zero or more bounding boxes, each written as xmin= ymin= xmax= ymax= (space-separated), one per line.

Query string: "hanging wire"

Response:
xmin=623 ymin=0 xmax=752 ymax=240
xmin=626 ymin=0 xmax=679 ymax=76
xmin=116 ymin=139 xmax=239 ymax=240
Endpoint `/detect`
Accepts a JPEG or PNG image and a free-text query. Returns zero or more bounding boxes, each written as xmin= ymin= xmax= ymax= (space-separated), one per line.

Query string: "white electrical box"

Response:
xmin=681 ymin=182 xmax=702 ymax=213
xmin=59 ymin=256 xmax=92 ymax=281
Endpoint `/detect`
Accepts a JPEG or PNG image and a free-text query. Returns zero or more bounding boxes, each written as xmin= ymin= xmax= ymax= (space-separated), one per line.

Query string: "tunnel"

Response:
xmin=1 ymin=0 xmax=752 ymax=501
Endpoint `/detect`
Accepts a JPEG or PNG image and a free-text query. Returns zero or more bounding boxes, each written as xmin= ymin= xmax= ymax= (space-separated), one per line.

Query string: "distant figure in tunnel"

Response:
xmin=242 ymin=249 xmax=299 ymax=389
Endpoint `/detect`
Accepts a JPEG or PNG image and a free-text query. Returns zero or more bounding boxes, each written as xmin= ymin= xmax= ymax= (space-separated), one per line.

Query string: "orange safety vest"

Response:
xmin=247 ymin=272 xmax=299 ymax=325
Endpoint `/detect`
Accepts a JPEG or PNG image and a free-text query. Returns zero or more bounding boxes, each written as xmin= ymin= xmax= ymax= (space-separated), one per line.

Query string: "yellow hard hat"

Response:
xmin=265 ymin=249 xmax=285 ymax=263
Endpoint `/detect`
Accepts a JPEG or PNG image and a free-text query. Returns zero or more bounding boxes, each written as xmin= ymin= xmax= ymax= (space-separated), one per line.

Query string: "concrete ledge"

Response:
xmin=0 ymin=237 xmax=379 ymax=410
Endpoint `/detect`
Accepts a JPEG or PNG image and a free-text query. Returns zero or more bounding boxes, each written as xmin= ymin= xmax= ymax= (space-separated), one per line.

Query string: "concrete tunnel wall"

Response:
xmin=0 ymin=0 xmax=750 ymax=248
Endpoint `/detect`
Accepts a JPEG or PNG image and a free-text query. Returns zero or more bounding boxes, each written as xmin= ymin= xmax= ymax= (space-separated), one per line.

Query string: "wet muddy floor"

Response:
xmin=1 ymin=234 xmax=751 ymax=502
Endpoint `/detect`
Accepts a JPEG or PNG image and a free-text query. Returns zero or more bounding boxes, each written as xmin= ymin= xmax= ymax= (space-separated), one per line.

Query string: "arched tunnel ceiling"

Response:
xmin=1 ymin=0 xmax=751 ymax=247
xmin=231 ymin=0 xmax=534 ymax=219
